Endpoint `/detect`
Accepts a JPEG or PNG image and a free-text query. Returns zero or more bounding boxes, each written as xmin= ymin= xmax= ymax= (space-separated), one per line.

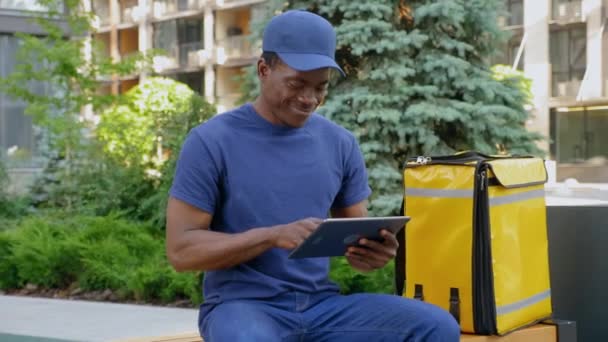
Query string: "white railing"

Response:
xmin=178 ymin=41 xmax=205 ymax=67
xmin=153 ymin=0 xmax=205 ymax=17
xmin=555 ymin=79 xmax=583 ymax=97
xmin=554 ymin=1 xmax=583 ymax=23
xmin=216 ymin=35 xmax=257 ymax=63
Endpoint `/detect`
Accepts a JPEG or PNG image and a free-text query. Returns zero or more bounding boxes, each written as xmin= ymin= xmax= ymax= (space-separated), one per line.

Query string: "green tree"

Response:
xmin=0 ymin=0 xmax=148 ymax=209
xmin=243 ymin=0 xmax=543 ymax=216
xmin=96 ymin=77 xmax=215 ymax=227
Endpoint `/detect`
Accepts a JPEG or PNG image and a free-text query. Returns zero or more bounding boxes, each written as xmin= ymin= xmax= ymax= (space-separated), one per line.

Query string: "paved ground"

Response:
xmin=0 ymin=295 xmax=199 ymax=342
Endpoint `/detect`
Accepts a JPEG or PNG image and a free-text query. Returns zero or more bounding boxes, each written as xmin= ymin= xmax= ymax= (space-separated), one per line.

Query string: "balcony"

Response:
xmin=93 ymin=0 xmax=111 ymax=27
xmin=153 ymin=42 xmax=208 ymax=71
xmin=216 ymin=35 xmax=258 ymax=65
xmin=179 ymin=41 xmax=206 ymax=68
xmin=120 ymin=0 xmax=142 ymax=24
xmin=552 ymin=1 xmax=583 ymax=23
xmin=214 ymin=0 xmax=264 ymax=9
xmin=152 ymin=0 xmax=205 ymax=18
xmin=553 ymin=79 xmax=582 ymax=97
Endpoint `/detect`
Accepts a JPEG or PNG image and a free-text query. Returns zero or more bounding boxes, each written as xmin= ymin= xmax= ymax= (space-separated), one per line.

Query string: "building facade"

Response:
xmin=91 ymin=0 xmax=264 ymax=113
xmin=2 ymin=0 xmax=607 ymax=185
xmin=496 ymin=0 xmax=608 ymax=182
xmin=0 ymin=0 xmax=59 ymax=191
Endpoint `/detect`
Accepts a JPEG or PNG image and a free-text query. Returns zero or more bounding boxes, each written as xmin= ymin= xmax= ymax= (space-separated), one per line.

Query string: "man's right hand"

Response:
xmin=272 ymin=217 xmax=322 ymax=250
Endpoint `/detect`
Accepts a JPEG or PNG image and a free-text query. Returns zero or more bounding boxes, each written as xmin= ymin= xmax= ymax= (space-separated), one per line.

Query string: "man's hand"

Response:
xmin=272 ymin=217 xmax=322 ymax=249
xmin=345 ymin=229 xmax=399 ymax=272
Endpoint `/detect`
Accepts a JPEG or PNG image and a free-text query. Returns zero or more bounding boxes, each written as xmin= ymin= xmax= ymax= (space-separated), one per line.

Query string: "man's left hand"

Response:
xmin=345 ymin=229 xmax=399 ymax=272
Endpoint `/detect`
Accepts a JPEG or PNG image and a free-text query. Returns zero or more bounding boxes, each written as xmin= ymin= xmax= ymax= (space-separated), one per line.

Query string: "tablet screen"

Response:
xmin=288 ymin=216 xmax=410 ymax=259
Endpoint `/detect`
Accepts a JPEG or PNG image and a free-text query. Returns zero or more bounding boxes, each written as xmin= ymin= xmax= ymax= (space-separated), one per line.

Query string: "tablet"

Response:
xmin=288 ymin=216 xmax=410 ymax=259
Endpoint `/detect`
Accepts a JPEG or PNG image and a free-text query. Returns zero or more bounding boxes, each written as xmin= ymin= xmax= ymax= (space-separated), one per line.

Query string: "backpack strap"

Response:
xmin=395 ymin=199 xmax=406 ymax=296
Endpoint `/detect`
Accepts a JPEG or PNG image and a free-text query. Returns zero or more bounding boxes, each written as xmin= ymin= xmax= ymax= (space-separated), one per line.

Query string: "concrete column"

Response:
xmin=204 ymin=6 xmax=214 ymax=62
xmin=204 ymin=7 xmax=215 ymax=105
xmin=582 ymin=0 xmax=604 ymax=99
xmin=138 ymin=0 xmax=152 ymax=81
xmin=524 ymin=0 xmax=551 ymax=153
xmin=110 ymin=0 xmax=120 ymax=94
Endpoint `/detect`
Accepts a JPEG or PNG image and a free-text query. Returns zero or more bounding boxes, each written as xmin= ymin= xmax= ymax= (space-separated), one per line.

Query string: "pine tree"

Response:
xmin=244 ymin=0 xmax=543 ymax=216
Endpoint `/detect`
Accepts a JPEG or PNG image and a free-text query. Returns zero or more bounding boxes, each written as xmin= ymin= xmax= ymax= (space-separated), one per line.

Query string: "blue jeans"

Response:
xmin=199 ymin=291 xmax=460 ymax=341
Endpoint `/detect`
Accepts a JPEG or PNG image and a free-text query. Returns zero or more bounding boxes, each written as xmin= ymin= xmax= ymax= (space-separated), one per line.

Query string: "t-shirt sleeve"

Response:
xmin=169 ymin=130 xmax=221 ymax=214
xmin=331 ymin=136 xmax=372 ymax=209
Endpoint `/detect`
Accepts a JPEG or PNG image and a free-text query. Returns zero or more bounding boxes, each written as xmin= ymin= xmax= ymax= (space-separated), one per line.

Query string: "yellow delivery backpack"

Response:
xmin=395 ymin=151 xmax=552 ymax=335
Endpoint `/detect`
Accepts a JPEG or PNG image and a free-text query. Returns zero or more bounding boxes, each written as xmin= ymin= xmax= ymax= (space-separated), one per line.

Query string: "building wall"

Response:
xmin=503 ymin=0 xmax=608 ymax=182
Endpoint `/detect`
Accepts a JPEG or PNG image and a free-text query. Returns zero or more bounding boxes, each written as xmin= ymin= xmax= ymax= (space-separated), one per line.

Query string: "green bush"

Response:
xmin=0 ymin=160 xmax=30 ymax=223
xmin=9 ymin=217 xmax=82 ymax=288
xmin=330 ymin=258 xmax=395 ymax=295
xmin=0 ymin=212 xmax=202 ymax=304
xmin=0 ymin=232 xmax=19 ymax=289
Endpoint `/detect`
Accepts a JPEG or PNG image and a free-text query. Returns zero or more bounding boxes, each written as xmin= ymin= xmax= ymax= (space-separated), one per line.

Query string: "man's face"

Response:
xmin=259 ymin=59 xmax=330 ymax=128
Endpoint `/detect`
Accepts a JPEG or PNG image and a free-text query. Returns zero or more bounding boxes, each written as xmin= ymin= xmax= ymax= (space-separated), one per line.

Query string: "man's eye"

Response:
xmin=288 ymin=82 xmax=303 ymax=88
xmin=316 ymin=87 xmax=328 ymax=92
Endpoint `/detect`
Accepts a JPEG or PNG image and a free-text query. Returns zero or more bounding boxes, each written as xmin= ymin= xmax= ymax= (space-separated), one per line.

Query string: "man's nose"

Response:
xmin=297 ymin=88 xmax=318 ymax=106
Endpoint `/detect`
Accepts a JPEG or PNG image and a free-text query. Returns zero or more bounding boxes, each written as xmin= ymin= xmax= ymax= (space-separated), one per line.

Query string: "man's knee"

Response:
xmin=425 ymin=307 xmax=461 ymax=341
xmin=201 ymin=302 xmax=284 ymax=342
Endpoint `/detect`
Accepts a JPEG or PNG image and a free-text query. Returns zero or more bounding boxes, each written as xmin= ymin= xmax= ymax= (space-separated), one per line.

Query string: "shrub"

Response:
xmin=330 ymin=258 xmax=395 ymax=295
xmin=0 ymin=212 xmax=202 ymax=304
xmin=9 ymin=217 xmax=82 ymax=288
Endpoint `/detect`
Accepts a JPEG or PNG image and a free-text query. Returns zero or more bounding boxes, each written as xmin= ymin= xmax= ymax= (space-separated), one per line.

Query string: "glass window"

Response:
xmin=551 ymin=107 xmax=608 ymax=164
xmin=506 ymin=0 xmax=523 ymax=26
xmin=552 ymin=0 xmax=583 ymax=21
xmin=490 ymin=35 xmax=524 ymax=70
xmin=0 ymin=0 xmax=49 ymax=12
xmin=153 ymin=20 xmax=178 ymax=57
xmin=550 ymin=26 xmax=586 ymax=97
xmin=0 ymin=34 xmax=45 ymax=166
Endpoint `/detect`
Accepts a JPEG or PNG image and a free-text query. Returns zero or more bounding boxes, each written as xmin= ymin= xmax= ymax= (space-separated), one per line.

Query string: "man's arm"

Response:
xmin=331 ymin=200 xmax=399 ymax=273
xmin=166 ymin=197 xmax=320 ymax=272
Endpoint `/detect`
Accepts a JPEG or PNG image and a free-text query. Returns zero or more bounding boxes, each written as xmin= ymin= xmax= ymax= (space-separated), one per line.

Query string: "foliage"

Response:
xmin=26 ymin=77 xmax=214 ymax=228
xmin=330 ymin=258 xmax=395 ymax=294
xmin=0 ymin=0 xmax=151 ymax=211
xmin=0 ymin=212 xmax=202 ymax=304
xmin=242 ymin=0 xmax=544 ymax=216
xmin=0 ymin=160 xmax=31 ymax=224
xmin=96 ymin=77 xmax=216 ymax=227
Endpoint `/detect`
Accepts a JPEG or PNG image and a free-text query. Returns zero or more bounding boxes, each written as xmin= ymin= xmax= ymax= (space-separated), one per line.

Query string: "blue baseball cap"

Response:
xmin=262 ymin=10 xmax=345 ymax=76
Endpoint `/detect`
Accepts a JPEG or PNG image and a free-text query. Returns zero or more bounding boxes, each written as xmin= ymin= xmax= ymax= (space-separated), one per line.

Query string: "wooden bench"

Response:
xmin=114 ymin=324 xmax=557 ymax=342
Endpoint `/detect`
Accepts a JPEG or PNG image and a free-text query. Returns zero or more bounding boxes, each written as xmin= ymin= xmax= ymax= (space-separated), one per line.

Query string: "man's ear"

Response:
xmin=257 ymin=58 xmax=270 ymax=79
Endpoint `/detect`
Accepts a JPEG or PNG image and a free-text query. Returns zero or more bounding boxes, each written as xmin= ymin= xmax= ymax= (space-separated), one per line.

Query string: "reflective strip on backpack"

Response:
xmin=489 ymin=189 xmax=545 ymax=207
xmin=496 ymin=289 xmax=551 ymax=316
xmin=405 ymin=188 xmax=473 ymax=198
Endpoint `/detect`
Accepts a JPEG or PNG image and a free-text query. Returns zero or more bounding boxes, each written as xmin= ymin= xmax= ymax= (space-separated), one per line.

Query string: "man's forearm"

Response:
xmin=168 ymin=227 xmax=277 ymax=272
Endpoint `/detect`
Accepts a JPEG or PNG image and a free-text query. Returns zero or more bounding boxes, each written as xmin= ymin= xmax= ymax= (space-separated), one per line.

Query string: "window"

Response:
xmin=505 ymin=0 xmax=523 ymax=27
xmin=0 ymin=0 xmax=49 ymax=12
xmin=175 ymin=71 xmax=203 ymax=94
xmin=552 ymin=0 xmax=583 ymax=22
xmin=491 ymin=35 xmax=524 ymax=70
xmin=153 ymin=19 xmax=203 ymax=68
xmin=0 ymin=35 xmax=46 ymax=167
xmin=550 ymin=107 xmax=608 ymax=164
xmin=550 ymin=26 xmax=586 ymax=97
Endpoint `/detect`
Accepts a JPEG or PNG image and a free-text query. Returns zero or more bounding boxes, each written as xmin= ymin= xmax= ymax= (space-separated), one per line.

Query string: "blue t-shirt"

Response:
xmin=170 ymin=103 xmax=372 ymax=305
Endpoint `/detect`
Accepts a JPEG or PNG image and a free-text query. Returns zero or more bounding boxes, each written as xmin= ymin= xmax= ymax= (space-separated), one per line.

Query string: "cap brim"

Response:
xmin=277 ymin=52 xmax=345 ymax=77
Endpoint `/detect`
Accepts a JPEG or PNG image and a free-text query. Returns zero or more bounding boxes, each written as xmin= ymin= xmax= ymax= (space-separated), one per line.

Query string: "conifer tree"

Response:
xmin=244 ymin=0 xmax=543 ymax=215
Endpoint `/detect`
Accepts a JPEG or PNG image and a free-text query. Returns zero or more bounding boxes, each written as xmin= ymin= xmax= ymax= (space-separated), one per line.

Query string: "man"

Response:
xmin=166 ymin=9 xmax=459 ymax=342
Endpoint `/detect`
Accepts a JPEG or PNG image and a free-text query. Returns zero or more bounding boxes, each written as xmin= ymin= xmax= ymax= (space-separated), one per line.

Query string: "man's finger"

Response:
xmin=348 ymin=245 xmax=390 ymax=265
xmin=358 ymin=239 xmax=397 ymax=259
